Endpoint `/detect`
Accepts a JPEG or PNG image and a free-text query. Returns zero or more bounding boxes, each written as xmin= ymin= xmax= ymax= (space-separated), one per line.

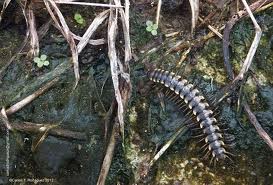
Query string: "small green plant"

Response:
xmin=146 ymin=20 xmax=158 ymax=36
xmin=33 ymin=54 xmax=49 ymax=68
xmin=74 ymin=13 xmax=85 ymax=25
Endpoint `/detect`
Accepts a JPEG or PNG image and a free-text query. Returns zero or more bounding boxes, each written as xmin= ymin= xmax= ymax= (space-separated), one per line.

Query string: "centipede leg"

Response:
xmin=191 ymin=133 xmax=204 ymax=138
xmin=209 ymin=155 xmax=215 ymax=166
xmin=224 ymin=153 xmax=234 ymax=163
xmin=202 ymin=149 xmax=211 ymax=160
xmin=165 ymin=89 xmax=172 ymax=97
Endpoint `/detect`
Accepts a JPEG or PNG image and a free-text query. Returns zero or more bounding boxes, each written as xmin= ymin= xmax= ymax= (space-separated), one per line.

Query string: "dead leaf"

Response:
xmin=44 ymin=0 xmax=80 ymax=87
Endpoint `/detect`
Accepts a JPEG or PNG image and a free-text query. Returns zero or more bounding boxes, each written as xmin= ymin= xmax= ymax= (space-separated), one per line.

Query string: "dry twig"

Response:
xmin=0 ymin=0 xmax=12 ymax=22
xmin=189 ymin=0 xmax=199 ymax=33
xmin=223 ymin=0 xmax=271 ymax=80
xmin=44 ymin=0 xmax=79 ymax=87
xmin=233 ymin=0 xmax=262 ymax=82
xmin=54 ymin=1 xmax=123 ymax=8
xmin=149 ymin=125 xmax=188 ymax=167
xmin=218 ymin=0 xmax=273 ymax=152
xmin=155 ymin=0 xmax=162 ymax=26
xmin=243 ymin=103 xmax=273 ymax=151
xmin=77 ymin=10 xmax=110 ymax=53
xmin=25 ymin=2 xmax=39 ymax=57
xmin=0 ymin=121 xmax=87 ymax=140
xmin=5 ymin=78 xmax=59 ymax=115
xmin=96 ymin=121 xmax=119 ymax=185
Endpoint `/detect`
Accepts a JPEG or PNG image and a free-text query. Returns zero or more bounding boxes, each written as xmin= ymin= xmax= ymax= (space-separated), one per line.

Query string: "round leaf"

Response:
xmin=74 ymin=13 xmax=82 ymax=20
xmin=146 ymin=20 xmax=153 ymax=27
xmin=152 ymin=24 xmax=158 ymax=30
xmin=78 ymin=19 xmax=84 ymax=24
xmin=146 ymin=26 xmax=153 ymax=32
xmin=43 ymin=61 xmax=49 ymax=66
xmin=40 ymin=54 xmax=47 ymax=61
xmin=34 ymin=57 xmax=40 ymax=63
xmin=37 ymin=62 xmax=44 ymax=68
xmin=151 ymin=30 xmax=157 ymax=36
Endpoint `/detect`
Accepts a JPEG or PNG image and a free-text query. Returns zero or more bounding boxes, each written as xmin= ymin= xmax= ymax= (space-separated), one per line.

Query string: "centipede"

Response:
xmin=148 ymin=68 xmax=235 ymax=164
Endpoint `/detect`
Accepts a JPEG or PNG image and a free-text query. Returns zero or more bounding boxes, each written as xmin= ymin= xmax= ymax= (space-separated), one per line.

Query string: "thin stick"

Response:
xmin=256 ymin=2 xmax=273 ymax=12
xmin=72 ymin=34 xmax=105 ymax=46
xmin=0 ymin=108 xmax=12 ymax=130
xmin=149 ymin=125 xmax=188 ymax=167
xmin=96 ymin=121 xmax=119 ymax=185
xmin=155 ymin=0 xmax=162 ymax=26
xmin=222 ymin=0 xmax=268 ymax=80
xmin=77 ymin=10 xmax=110 ymax=53
xmin=234 ymin=0 xmax=262 ymax=81
xmin=243 ymin=102 xmax=273 ymax=151
xmin=0 ymin=121 xmax=87 ymax=140
xmin=54 ymin=1 xmax=123 ymax=8
xmin=216 ymin=0 xmax=263 ymax=103
xmin=198 ymin=17 xmax=223 ymax=39
xmin=5 ymin=78 xmax=59 ymax=115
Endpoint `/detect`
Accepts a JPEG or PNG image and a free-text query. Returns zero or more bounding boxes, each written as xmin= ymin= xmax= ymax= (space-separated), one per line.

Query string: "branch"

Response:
xmin=0 ymin=121 xmax=87 ymax=141
xmin=243 ymin=102 xmax=273 ymax=151
xmin=96 ymin=121 xmax=119 ymax=185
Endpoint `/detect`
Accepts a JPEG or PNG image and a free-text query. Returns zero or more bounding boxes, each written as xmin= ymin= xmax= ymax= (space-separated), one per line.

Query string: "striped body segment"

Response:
xmin=148 ymin=69 xmax=233 ymax=162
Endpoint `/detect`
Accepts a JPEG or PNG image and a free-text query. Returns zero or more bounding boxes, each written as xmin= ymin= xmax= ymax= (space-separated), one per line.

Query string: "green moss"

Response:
xmin=131 ymin=12 xmax=153 ymax=47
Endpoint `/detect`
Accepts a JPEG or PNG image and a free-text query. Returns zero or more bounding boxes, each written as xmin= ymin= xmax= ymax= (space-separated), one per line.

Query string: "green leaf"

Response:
xmin=34 ymin=57 xmax=40 ymax=63
xmin=43 ymin=61 xmax=49 ymax=66
xmin=78 ymin=18 xmax=84 ymax=24
xmin=152 ymin=24 xmax=158 ymax=30
xmin=151 ymin=30 xmax=157 ymax=36
xmin=146 ymin=26 xmax=153 ymax=32
xmin=74 ymin=13 xmax=85 ymax=25
xmin=37 ymin=62 xmax=44 ymax=68
xmin=40 ymin=54 xmax=47 ymax=61
xmin=74 ymin=13 xmax=82 ymax=21
xmin=146 ymin=20 xmax=153 ymax=27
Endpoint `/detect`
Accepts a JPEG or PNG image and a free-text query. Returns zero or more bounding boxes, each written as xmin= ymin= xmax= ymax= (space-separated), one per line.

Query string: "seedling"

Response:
xmin=34 ymin=54 xmax=49 ymax=68
xmin=74 ymin=13 xmax=85 ymax=25
xmin=146 ymin=20 xmax=158 ymax=36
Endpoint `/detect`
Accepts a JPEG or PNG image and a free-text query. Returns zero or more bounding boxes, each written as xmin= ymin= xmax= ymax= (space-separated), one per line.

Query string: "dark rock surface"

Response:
xmin=33 ymin=136 xmax=77 ymax=176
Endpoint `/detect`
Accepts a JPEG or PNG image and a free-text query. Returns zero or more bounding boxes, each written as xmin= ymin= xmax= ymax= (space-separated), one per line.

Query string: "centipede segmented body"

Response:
xmin=148 ymin=68 xmax=235 ymax=163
